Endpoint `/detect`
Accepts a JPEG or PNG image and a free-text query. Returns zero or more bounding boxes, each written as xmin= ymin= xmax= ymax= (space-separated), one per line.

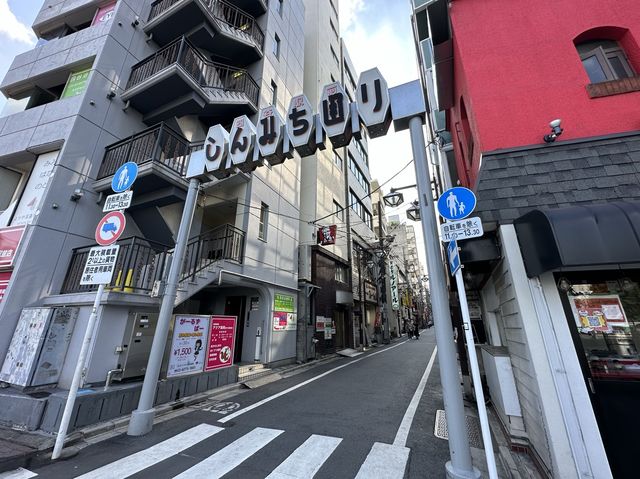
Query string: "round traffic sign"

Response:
xmin=95 ymin=211 xmax=126 ymax=246
xmin=111 ymin=162 xmax=138 ymax=193
xmin=437 ymin=187 xmax=476 ymax=221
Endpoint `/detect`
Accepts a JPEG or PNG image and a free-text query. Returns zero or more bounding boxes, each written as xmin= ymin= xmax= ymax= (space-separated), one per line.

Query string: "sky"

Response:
xmin=0 ymin=0 xmax=427 ymax=270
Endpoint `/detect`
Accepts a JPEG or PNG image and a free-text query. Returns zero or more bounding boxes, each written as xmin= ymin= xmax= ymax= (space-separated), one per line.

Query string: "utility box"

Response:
xmin=119 ymin=312 xmax=159 ymax=380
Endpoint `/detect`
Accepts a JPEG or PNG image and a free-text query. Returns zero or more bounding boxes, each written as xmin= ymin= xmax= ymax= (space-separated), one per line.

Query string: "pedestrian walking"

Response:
xmin=413 ymin=320 xmax=420 ymax=340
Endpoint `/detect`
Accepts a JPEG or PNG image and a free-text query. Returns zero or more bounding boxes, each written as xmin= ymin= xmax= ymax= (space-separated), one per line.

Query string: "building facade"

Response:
xmin=413 ymin=1 xmax=640 ymax=478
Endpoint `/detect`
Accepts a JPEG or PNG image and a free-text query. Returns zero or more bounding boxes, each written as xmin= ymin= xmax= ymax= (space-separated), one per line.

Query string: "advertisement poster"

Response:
xmin=273 ymin=311 xmax=297 ymax=331
xmin=316 ymin=316 xmax=326 ymax=332
xmin=0 ymin=226 xmax=26 ymax=269
xmin=274 ymin=293 xmax=295 ymax=312
xmin=167 ymin=315 xmax=209 ymax=378
xmin=61 ymin=68 xmax=91 ymax=99
xmin=92 ymin=2 xmax=117 ymax=25
xmin=205 ymin=315 xmax=236 ymax=371
xmin=0 ymin=271 xmax=10 ymax=303
xmin=11 ymin=150 xmax=59 ymax=226
xmin=570 ymin=295 xmax=629 ymax=332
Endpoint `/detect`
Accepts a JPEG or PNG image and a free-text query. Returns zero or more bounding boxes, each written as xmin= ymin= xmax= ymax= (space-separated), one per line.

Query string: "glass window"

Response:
xmin=270 ymin=80 xmax=278 ymax=106
xmin=0 ymin=167 xmax=22 ymax=211
xmin=258 ymin=202 xmax=269 ymax=240
xmin=330 ymin=45 xmax=339 ymax=65
xmin=335 ymin=265 xmax=347 ymax=283
xmin=330 ymin=18 xmax=338 ymax=40
xmin=576 ymin=39 xmax=635 ymax=83
xmin=334 ymin=151 xmax=343 ymax=169
xmin=277 ymin=0 xmax=284 ymax=17
xmin=273 ymin=34 xmax=281 ymax=59
xmin=334 ymin=200 xmax=344 ymax=221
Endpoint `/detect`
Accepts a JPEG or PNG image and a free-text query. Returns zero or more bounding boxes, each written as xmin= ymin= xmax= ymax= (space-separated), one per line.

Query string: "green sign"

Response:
xmin=61 ymin=68 xmax=91 ymax=99
xmin=274 ymin=293 xmax=294 ymax=312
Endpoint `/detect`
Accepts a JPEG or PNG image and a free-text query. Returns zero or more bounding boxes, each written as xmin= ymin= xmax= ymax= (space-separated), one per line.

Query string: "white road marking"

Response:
xmin=219 ymin=340 xmax=409 ymax=423
xmin=0 ymin=468 xmax=37 ymax=479
xmin=173 ymin=427 xmax=283 ymax=479
xmin=354 ymin=442 xmax=410 ymax=479
xmin=266 ymin=434 xmax=342 ymax=479
xmin=394 ymin=346 xmax=438 ymax=447
xmin=75 ymin=423 xmax=222 ymax=479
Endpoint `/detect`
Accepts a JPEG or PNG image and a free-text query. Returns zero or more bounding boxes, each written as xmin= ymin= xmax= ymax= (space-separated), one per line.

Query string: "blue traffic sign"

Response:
xmin=437 ymin=187 xmax=476 ymax=221
xmin=111 ymin=162 xmax=138 ymax=193
xmin=448 ymin=240 xmax=461 ymax=276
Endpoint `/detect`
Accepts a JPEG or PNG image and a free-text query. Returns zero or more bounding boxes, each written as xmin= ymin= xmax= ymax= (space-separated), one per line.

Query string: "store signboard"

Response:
xmin=0 ymin=225 xmax=26 ymax=269
xmin=570 ymin=295 xmax=629 ymax=332
xmin=11 ymin=150 xmax=58 ymax=226
xmin=61 ymin=68 xmax=91 ymax=99
xmin=390 ymin=262 xmax=400 ymax=310
xmin=167 ymin=315 xmax=209 ymax=377
xmin=0 ymin=271 xmax=11 ymax=304
xmin=274 ymin=293 xmax=295 ymax=312
xmin=205 ymin=315 xmax=236 ymax=371
xmin=92 ymin=2 xmax=116 ymax=25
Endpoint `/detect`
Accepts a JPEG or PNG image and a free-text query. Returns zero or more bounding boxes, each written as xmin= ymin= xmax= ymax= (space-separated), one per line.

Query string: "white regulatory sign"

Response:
xmin=440 ymin=216 xmax=484 ymax=242
xmin=80 ymin=245 xmax=120 ymax=285
xmin=103 ymin=191 xmax=133 ymax=212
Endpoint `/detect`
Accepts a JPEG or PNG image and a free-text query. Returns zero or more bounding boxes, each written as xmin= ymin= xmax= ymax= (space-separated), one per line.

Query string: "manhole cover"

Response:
xmin=434 ymin=409 xmax=484 ymax=449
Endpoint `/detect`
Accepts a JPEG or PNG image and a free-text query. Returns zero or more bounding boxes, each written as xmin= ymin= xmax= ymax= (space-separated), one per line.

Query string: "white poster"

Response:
xmin=167 ymin=315 xmax=209 ymax=377
xmin=390 ymin=262 xmax=399 ymax=311
xmin=11 ymin=150 xmax=58 ymax=226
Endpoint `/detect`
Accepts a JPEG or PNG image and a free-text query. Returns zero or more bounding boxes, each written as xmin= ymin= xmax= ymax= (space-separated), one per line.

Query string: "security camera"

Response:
xmin=132 ymin=16 xmax=140 ymax=27
xmin=544 ymin=118 xmax=563 ymax=143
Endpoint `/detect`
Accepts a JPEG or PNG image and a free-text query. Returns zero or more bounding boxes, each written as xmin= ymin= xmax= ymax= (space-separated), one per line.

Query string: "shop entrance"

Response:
xmin=558 ymin=271 xmax=640 ymax=479
xmin=224 ymin=296 xmax=246 ymax=364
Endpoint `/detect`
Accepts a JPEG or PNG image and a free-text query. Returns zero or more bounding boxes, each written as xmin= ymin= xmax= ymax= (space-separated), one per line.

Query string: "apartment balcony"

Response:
xmin=145 ymin=0 xmax=264 ymax=64
xmin=122 ymin=37 xmax=260 ymax=125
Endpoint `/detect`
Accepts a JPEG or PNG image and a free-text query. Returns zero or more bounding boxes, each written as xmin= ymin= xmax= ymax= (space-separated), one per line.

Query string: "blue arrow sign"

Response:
xmin=437 ymin=187 xmax=476 ymax=221
xmin=448 ymin=240 xmax=461 ymax=276
xmin=111 ymin=162 xmax=138 ymax=193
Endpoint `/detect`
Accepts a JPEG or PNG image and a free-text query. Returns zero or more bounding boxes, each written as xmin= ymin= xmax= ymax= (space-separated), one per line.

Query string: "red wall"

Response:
xmin=447 ymin=0 xmax=640 ymax=188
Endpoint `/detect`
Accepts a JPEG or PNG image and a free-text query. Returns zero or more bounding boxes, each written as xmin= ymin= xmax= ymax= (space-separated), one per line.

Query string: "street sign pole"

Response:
xmin=52 ymin=283 xmax=106 ymax=460
xmin=128 ymin=177 xmax=200 ymax=436
xmin=408 ymin=114 xmax=480 ymax=478
xmin=454 ymin=267 xmax=498 ymax=479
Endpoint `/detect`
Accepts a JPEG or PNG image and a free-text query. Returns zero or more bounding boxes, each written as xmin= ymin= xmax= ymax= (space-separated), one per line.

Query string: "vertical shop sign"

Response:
xmin=167 ymin=315 xmax=209 ymax=377
xmin=0 ymin=225 xmax=26 ymax=269
xmin=205 ymin=315 xmax=237 ymax=371
xmin=0 ymin=271 xmax=11 ymax=303
xmin=11 ymin=150 xmax=58 ymax=226
xmin=390 ymin=262 xmax=400 ymax=310
xmin=61 ymin=68 xmax=91 ymax=99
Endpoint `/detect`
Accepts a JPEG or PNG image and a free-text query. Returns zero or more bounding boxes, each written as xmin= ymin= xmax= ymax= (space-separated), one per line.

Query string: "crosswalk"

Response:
xmin=0 ymin=424 xmax=411 ymax=479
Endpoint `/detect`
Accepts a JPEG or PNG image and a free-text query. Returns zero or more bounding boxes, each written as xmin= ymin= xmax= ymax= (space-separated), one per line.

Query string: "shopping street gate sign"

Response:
xmin=440 ymin=217 xmax=483 ymax=243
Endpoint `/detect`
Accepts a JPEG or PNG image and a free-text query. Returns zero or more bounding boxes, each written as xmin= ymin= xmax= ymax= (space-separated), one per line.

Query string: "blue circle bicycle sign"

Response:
xmin=437 ymin=187 xmax=476 ymax=221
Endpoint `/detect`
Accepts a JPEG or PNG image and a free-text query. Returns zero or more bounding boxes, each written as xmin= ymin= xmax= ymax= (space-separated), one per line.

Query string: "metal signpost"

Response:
xmin=52 ymin=163 xmax=138 ymax=460
xmin=439 ymin=188 xmax=498 ymax=479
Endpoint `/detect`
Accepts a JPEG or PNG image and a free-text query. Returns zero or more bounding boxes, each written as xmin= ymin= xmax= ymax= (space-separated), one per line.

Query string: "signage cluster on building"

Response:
xmin=273 ymin=293 xmax=296 ymax=331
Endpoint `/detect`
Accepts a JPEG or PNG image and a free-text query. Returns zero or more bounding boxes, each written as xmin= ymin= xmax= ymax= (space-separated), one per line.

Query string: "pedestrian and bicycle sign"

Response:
xmin=447 ymin=241 xmax=461 ymax=276
xmin=440 ymin=216 xmax=483 ymax=242
xmin=111 ymin=162 xmax=138 ymax=193
xmin=80 ymin=245 xmax=120 ymax=285
xmin=95 ymin=211 xmax=126 ymax=246
xmin=437 ymin=187 xmax=476 ymax=221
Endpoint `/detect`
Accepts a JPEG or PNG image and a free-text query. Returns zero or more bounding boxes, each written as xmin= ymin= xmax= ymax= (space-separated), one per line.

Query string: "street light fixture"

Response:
xmin=382 ymin=184 xmax=417 ymax=208
xmin=406 ymin=200 xmax=421 ymax=221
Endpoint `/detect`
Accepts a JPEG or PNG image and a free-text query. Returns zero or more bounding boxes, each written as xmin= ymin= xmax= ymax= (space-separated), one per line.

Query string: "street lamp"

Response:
xmin=406 ymin=200 xmax=421 ymax=221
xmin=382 ymin=184 xmax=417 ymax=208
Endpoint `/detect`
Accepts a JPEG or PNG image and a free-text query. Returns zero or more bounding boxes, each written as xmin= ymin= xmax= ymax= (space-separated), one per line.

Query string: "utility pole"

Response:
xmin=377 ymin=200 xmax=390 ymax=344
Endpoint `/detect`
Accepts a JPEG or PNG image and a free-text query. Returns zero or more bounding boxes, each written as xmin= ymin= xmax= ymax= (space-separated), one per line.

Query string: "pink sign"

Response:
xmin=92 ymin=2 xmax=117 ymax=26
xmin=205 ymin=315 xmax=237 ymax=371
xmin=0 ymin=271 xmax=11 ymax=303
xmin=0 ymin=226 xmax=25 ymax=269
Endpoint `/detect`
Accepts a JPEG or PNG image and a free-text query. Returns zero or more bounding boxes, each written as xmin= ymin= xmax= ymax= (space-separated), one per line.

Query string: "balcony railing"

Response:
xmin=125 ymin=37 xmax=260 ymax=107
xmin=61 ymin=237 xmax=171 ymax=294
xmin=98 ymin=123 xmax=191 ymax=180
xmin=149 ymin=0 xmax=264 ymax=50
xmin=181 ymin=224 xmax=245 ymax=282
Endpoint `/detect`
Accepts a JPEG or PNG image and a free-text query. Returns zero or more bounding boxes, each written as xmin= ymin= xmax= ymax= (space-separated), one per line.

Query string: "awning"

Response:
xmin=514 ymin=202 xmax=640 ymax=277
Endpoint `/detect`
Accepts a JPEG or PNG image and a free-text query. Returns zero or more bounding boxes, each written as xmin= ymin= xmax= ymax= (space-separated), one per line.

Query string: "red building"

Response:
xmin=413 ymin=1 xmax=640 ymax=478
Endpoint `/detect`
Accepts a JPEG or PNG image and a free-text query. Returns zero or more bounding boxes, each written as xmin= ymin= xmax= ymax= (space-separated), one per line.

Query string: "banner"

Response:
xmin=92 ymin=2 xmax=116 ymax=25
xmin=390 ymin=262 xmax=399 ymax=310
xmin=167 ymin=315 xmax=209 ymax=377
xmin=205 ymin=315 xmax=237 ymax=371
xmin=11 ymin=150 xmax=58 ymax=226
xmin=0 ymin=225 xmax=26 ymax=269
xmin=318 ymin=225 xmax=337 ymax=245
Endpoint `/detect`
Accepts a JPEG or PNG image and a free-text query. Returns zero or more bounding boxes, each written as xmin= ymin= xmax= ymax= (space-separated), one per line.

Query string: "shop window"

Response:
xmin=576 ymin=39 xmax=635 ymax=83
xmin=258 ymin=202 xmax=269 ymax=240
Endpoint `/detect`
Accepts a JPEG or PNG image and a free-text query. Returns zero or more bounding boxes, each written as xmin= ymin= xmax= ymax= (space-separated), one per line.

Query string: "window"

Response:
xmin=329 ymin=0 xmax=338 ymax=17
xmin=330 ymin=45 xmax=339 ymax=65
xmin=349 ymin=190 xmax=373 ymax=231
xmin=0 ymin=167 xmax=23 ymax=226
xmin=277 ymin=0 xmax=284 ymax=17
xmin=334 ymin=200 xmax=344 ymax=221
xmin=577 ymin=39 xmax=635 ymax=83
xmin=273 ymin=33 xmax=281 ymax=59
xmin=330 ymin=18 xmax=339 ymax=40
xmin=335 ymin=264 xmax=347 ymax=283
xmin=348 ymin=153 xmax=370 ymax=194
xmin=258 ymin=202 xmax=269 ymax=240
xmin=270 ymin=80 xmax=278 ymax=106
xmin=334 ymin=150 xmax=343 ymax=169
xmin=354 ymin=138 xmax=368 ymax=167
xmin=330 ymin=74 xmax=337 ymax=84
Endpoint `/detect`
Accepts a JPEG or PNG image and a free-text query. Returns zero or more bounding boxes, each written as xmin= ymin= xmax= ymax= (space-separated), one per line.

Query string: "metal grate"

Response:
xmin=434 ymin=409 xmax=484 ymax=449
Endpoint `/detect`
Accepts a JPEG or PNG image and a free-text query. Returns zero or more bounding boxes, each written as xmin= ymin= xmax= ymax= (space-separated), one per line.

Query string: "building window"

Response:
xmin=330 ymin=18 xmax=339 ymax=41
xmin=270 ymin=80 xmax=278 ymax=106
xmin=334 ymin=150 xmax=343 ymax=169
xmin=273 ymin=33 xmax=281 ymax=59
xmin=259 ymin=202 xmax=269 ymax=240
xmin=577 ymin=39 xmax=635 ymax=83
xmin=349 ymin=189 xmax=373 ymax=231
xmin=334 ymin=200 xmax=344 ymax=221
xmin=330 ymin=45 xmax=339 ymax=65
xmin=348 ymin=152 xmax=370 ymax=194
xmin=335 ymin=264 xmax=347 ymax=283
xmin=0 ymin=167 xmax=23 ymax=226
xmin=354 ymin=138 xmax=368 ymax=167
xmin=277 ymin=0 xmax=284 ymax=17
xmin=329 ymin=0 xmax=338 ymax=17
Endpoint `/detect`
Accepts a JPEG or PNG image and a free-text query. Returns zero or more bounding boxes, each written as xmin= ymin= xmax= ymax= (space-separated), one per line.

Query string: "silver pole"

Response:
xmin=408 ymin=115 xmax=479 ymax=479
xmin=455 ymin=268 xmax=498 ymax=478
xmin=52 ymin=283 xmax=106 ymax=460
xmin=127 ymin=177 xmax=200 ymax=436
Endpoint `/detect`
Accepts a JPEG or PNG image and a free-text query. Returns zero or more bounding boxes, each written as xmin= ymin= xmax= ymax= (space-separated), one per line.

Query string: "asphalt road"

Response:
xmin=9 ymin=328 xmax=452 ymax=479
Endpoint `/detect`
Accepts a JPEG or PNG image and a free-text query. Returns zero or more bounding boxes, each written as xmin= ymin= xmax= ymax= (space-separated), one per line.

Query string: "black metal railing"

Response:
xmin=125 ymin=37 xmax=260 ymax=107
xmin=181 ymin=224 xmax=245 ymax=282
xmin=61 ymin=237 xmax=171 ymax=294
xmin=148 ymin=0 xmax=264 ymax=52
xmin=98 ymin=123 xmax=191 ymax=180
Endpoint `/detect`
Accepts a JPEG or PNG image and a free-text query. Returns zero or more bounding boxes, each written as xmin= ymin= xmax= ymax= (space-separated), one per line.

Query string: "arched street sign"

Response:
xmin=437 ymin=187 xmax=477 ymax=221
xmin=111 ymin=162 xmax=138 ymax=193
xmin=95 ymin=211 xmax=126 ymax=246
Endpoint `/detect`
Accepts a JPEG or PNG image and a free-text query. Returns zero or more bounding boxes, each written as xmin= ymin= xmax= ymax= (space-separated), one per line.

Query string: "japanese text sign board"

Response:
xmin=80 ymin=245 xmax=120 ymax=285
xmin=437 ymin=187 xmax=477 ymax=221
xmin=167 ymin=315 xmax=209 ymax=377
xmin=95 ymin=211 xmax=126 ymax=246
xmin=447 ymin=241 xmax=461 ymax=276
xmin=111 ymin=162 xmax=138 ymax=193
xmin=274 ymin=293 xmax=295 ymax=312
xmin=0 ymin=225 xmax=26 ymax=269
xmin=205 ymin=315 xmax=237 ymax=371
xmin=61 ymin=68 xmax=91 ymax=99
xmin=440 ymin=217 xmax=483 ymax=243
xmin=103 ymin=191 xmax=133 ymax=213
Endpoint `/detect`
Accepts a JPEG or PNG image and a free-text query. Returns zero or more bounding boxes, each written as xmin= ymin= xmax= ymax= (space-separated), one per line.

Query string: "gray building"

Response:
xmin=0 ymin=0 xmax=305 ymax=433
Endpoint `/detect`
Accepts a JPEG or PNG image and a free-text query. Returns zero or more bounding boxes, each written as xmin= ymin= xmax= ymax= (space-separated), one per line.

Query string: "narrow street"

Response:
xmin=9 ymin=330 xmax=452 ymax=479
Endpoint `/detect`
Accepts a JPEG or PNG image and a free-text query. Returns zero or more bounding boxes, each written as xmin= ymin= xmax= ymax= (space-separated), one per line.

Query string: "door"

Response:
xmin=224 ymin=296 xmax=246 ymax=364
